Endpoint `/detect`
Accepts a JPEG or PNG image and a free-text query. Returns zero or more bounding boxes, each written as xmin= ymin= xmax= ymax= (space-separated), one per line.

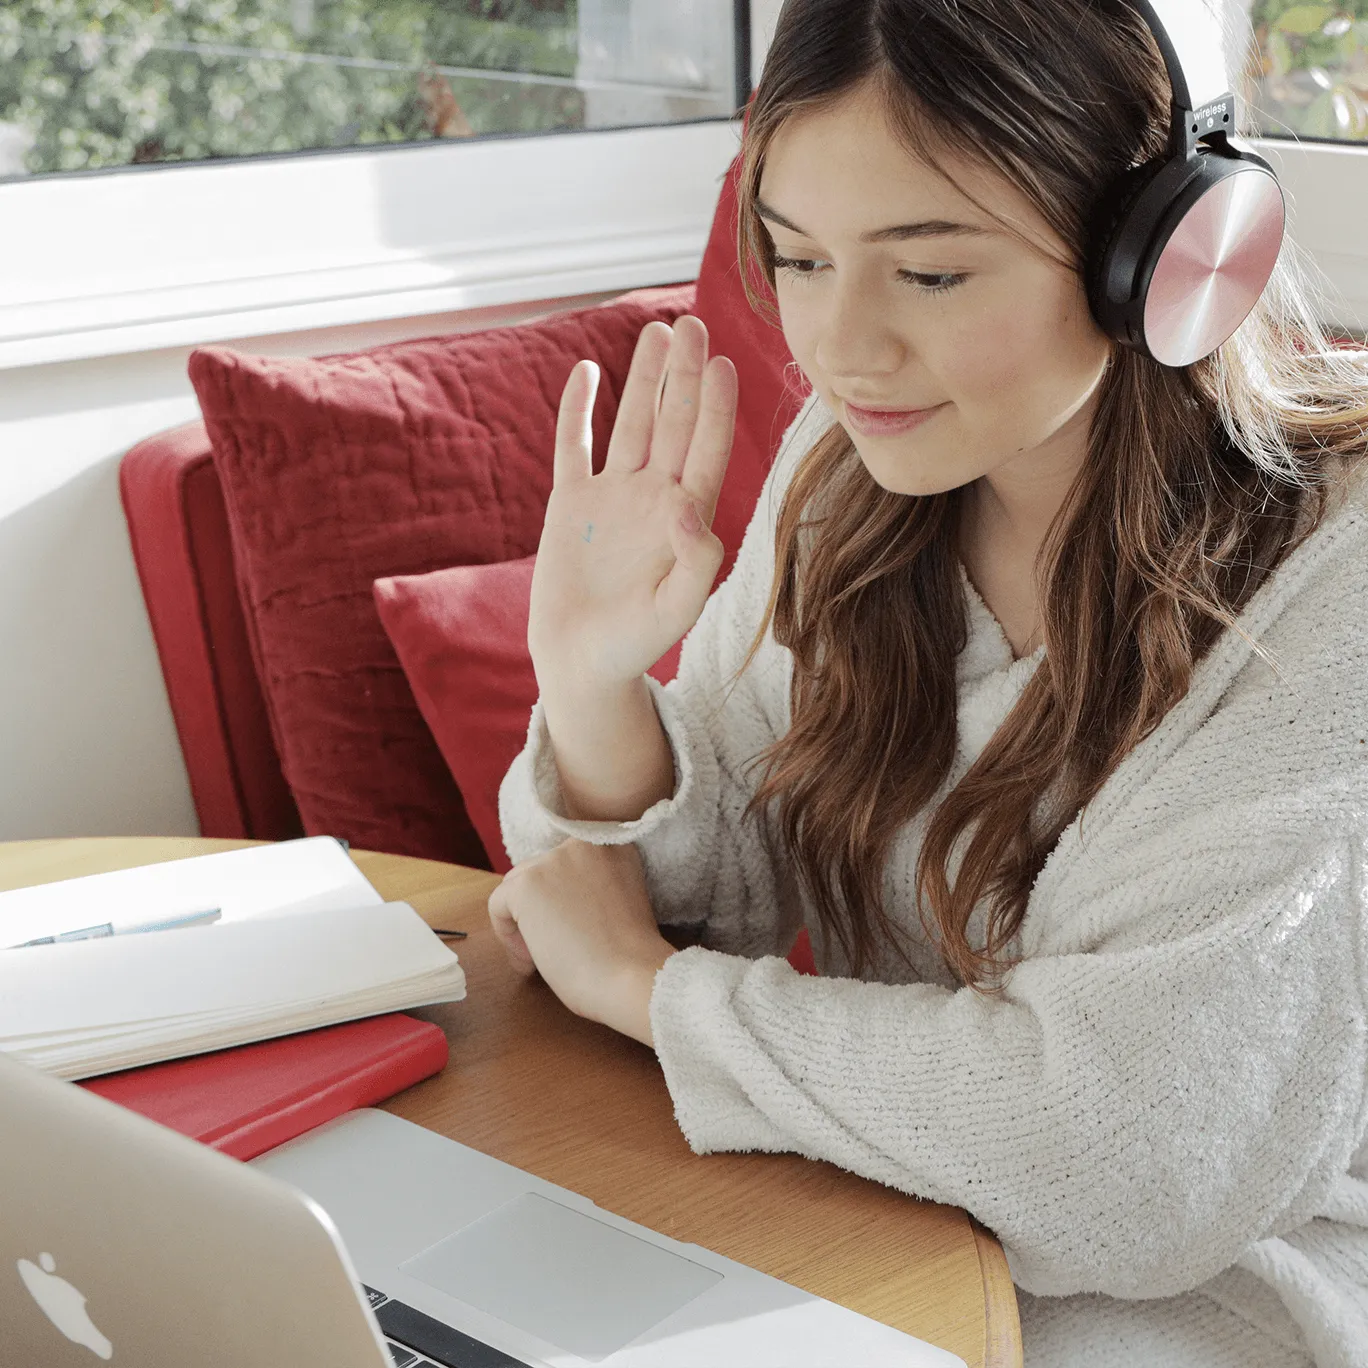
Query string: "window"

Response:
xmin=1238 ymin=2 xmax=1368 ymax=333
xmin=0 ymin=1 xmax=750 ymax=177
xmin=0 ymin=2 xmax=750 ymax=367
xmin=1245 ymin=0 xmax=1368 ymax=141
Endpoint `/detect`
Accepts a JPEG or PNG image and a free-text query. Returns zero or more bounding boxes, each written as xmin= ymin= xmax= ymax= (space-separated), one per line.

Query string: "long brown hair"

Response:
xmin=732 ymin=0 xmax=1368 ymax=989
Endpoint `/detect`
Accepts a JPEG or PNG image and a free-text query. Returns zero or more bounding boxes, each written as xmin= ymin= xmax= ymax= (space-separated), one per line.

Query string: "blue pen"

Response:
xmin=9 ymin=907 xmax=222 ymax=949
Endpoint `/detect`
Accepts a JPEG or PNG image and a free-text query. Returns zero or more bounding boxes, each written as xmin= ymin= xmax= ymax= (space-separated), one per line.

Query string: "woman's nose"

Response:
xmin=812 ymin=280 xmax=908 ymax=381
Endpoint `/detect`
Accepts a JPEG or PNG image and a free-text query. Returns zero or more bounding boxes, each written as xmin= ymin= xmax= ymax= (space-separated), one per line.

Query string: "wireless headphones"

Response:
xmin=1085 ymin=0 xmax=1286 ymax=368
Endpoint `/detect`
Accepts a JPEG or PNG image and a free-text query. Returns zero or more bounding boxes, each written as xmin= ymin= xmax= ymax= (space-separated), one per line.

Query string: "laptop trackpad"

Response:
xmin=400 ymin=1192 xmax=722 ymax=1362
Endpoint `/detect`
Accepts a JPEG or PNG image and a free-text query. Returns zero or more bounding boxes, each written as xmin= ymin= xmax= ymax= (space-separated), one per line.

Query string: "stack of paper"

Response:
xmin=0 ymin=839 xmax=466 ymax=1080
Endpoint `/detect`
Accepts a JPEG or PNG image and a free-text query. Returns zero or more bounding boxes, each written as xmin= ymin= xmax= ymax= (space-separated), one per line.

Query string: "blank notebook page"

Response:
xmin=0 ymin=836 xmax=379 ymax=948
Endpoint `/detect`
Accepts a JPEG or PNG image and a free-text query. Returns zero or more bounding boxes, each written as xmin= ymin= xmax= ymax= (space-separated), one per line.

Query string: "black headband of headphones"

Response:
xmin=1125 ymin=0 xmax=1237 ymax=156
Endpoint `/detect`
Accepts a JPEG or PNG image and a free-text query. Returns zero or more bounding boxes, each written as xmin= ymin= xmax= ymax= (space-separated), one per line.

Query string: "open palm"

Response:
xmin=528 ymin=316 xmax=739 ymax=690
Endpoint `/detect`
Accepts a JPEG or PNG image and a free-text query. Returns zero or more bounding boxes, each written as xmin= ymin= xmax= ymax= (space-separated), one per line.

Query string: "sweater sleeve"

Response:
xmin=648 ymin=504 xmax=1368 ymax=1303
xmin=497 ymin=389 xmax=831 ymax=956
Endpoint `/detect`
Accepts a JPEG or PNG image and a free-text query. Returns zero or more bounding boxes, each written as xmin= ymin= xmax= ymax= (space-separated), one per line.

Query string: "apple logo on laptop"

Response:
xmin=17 ymin=1252 xmax=113 ymax=1359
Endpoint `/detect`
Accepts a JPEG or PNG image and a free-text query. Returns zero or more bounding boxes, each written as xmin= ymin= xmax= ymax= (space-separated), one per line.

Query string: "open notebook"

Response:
xmin=0 ymin=838 xmax=466 ymax=1080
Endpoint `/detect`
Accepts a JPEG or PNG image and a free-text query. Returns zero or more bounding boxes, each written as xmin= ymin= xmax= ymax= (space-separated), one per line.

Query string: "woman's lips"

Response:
xmin=843 ymin=399 xmax=946 ymax=437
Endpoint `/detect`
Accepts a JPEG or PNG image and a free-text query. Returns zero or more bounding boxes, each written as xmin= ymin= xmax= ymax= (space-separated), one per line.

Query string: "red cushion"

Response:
xmin=374 ymin=555 xmax=682 ymax=873
xmin=189 ymin=284 xmax=697 ymax=866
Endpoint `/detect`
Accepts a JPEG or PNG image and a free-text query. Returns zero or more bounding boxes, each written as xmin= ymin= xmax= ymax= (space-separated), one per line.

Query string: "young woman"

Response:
xmin=489 ymin=1 xmax=1368 ymax=1363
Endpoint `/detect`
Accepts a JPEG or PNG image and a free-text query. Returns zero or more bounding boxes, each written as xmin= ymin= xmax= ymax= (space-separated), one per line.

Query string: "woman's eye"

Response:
xmin=902 ymin=271 xmax=967 ymax=295
xmin=772 ymin=253 xmax=826 ymax=278
xmin=771 ymin=254 xmax=966 ymax=296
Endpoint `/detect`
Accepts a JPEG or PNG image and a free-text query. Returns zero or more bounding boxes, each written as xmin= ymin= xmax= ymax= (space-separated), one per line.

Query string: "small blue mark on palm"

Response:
xmin=582 ymin=523 xmax=595 ymax=543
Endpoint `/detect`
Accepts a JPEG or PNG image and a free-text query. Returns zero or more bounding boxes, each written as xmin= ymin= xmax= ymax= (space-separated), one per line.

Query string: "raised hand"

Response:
xmin=528 ymin=315 xmax=739 ymax=692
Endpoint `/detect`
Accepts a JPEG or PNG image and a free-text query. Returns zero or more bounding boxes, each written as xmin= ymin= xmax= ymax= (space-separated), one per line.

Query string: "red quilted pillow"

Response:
xmin=373 ymin=555 xmax=682 ymax=873
xmin=189 ymin=284 xmax=696 ymax=866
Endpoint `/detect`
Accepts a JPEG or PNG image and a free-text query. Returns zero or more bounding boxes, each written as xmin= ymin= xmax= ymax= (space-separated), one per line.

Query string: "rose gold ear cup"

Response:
xmin=1142 ymin=165 xmax=1286 ymax=367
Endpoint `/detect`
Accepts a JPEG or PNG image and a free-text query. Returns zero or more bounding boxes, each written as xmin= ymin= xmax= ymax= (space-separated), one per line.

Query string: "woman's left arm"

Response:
xmin=648 ymin=816 xmax=1368 ymax=1301
xmin=488 ymin=806 xmax=1368 ymax=1302
xmin=646 ymin=523 xmax=1368 ymax=1302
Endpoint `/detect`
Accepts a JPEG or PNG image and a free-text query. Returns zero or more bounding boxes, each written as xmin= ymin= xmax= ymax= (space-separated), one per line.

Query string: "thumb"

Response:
xmin=659 ymin=499 xmax=725 ymax=634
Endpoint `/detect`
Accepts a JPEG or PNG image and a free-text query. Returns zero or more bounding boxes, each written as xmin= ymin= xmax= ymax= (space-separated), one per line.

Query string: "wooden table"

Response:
xmin=0 ymin=837 xmax=1021 ymax=1368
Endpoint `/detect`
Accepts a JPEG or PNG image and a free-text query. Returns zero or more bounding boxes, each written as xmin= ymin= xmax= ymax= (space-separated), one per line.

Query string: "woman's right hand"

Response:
xmin=528 ymin=315 xmax=739 ymax=692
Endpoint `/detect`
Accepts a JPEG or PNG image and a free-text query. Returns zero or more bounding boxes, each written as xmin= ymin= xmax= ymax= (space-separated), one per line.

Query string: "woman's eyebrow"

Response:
xmin=755 ymin=197 xmax=996 ymax=244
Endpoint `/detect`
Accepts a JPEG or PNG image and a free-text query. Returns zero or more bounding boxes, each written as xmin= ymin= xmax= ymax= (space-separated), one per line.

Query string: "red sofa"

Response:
xmin=118 ymin=150 xmax=815 ymax=974
xmin=120 ymin=419 xmax=306 ymax=846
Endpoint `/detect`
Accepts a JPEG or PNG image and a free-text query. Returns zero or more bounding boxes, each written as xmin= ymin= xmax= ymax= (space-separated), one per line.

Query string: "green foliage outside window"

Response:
xmin=1247 ymin=1 xmax=1368 ymax=139
xmin=0 ymin=0 xmax=581 ymax=176
xmin=8 ymin=2 xmax=1365 ymax=177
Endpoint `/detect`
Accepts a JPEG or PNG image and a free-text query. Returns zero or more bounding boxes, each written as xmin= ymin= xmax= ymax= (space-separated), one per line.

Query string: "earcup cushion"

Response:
xmin=1084 ymin=157 xmax=1169 ymax=326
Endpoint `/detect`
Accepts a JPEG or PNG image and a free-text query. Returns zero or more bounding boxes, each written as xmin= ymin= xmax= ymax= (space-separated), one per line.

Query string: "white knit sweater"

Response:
xmin=499 ymin=391 xmax=1368 ymax=1368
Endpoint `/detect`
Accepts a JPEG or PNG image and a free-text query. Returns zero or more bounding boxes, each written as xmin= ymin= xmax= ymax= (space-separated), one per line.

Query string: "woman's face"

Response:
xmin=757 ymin=81 xmax=1114 ymax=502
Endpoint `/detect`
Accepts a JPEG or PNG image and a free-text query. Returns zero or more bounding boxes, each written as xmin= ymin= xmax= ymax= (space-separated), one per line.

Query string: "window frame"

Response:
xmin=0 ymin=116 xmax=746 ymax=369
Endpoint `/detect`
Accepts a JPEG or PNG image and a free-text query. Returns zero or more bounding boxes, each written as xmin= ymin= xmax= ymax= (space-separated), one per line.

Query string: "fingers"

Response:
xmin=603 ymin=322 xmax=673 ymax=475
xmin=487 ymin=880 xmax=537 ymax=976
xmin=553 ymin=359 xmax=600 ymax=489
xmin=600 ymin=317 xmax=729 ymax=497
xmin=679 ymin=355 xmax=738 ymax=526
xmin=648 ymin=317 xmax=710 ymax=481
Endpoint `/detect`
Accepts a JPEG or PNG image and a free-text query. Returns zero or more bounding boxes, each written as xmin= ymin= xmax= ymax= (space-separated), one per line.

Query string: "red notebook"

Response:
xmin=80 ymin=1013 xmax=448 ymax=1160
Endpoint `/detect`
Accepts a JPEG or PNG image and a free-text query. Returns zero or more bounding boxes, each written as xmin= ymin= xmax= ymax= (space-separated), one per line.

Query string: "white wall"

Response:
xmin=0 ymin=293 xmax=617 ymax=841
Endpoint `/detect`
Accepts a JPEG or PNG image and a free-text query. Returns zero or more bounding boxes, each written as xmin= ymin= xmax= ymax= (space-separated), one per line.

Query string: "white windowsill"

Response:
xmin=0 ymin=120 xmax=743 ymax=370
xmin=0 ymin=124 xmax=1362 ymax=371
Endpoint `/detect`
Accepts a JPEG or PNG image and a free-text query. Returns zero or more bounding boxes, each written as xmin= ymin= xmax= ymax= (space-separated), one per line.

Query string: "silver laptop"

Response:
xmin=0 ymin=1049 xmax=966 ymax=1367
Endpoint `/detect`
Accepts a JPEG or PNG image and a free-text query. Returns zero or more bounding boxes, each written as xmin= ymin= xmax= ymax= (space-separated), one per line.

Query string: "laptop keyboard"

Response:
xmin=364 ymin=1285 xmax=534 ymax=1368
